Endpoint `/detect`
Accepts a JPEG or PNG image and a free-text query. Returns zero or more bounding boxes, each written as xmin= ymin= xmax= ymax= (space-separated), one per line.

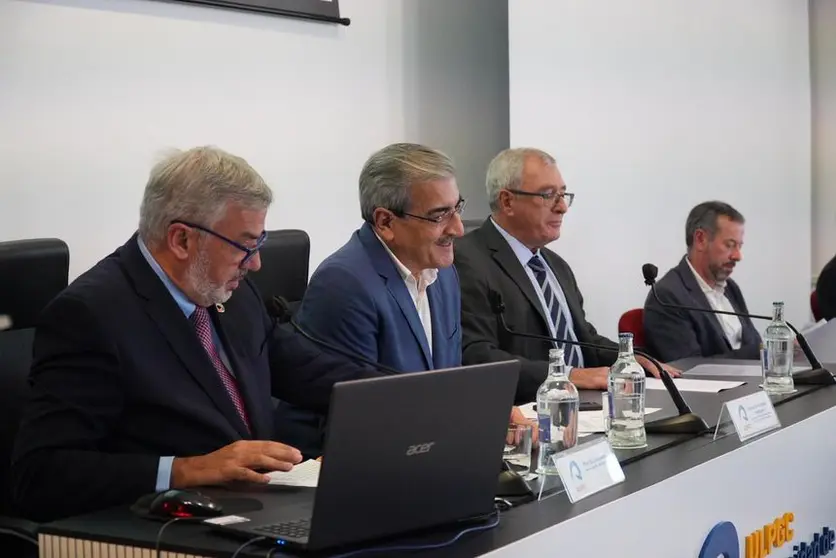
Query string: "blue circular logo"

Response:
xmin=699 ymin=521 xmax=740 ymax=558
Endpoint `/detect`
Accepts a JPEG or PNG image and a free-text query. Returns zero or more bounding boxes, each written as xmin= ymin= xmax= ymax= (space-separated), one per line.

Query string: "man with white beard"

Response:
xmin=10 ymin=146 xmax=383 ymax=522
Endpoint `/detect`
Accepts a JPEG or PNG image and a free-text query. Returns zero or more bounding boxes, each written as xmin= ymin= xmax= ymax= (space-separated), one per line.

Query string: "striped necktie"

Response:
xmin=191 ymin=306 xmax=252 ymax=433
xmin=527 ymin=255 xmax=581 ymax=367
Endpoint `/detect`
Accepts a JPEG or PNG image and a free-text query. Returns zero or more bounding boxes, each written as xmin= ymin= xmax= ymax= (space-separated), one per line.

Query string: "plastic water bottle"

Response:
xmin=607 ymin=333 xmax=647 ymax=449
xmin=536 ymin=348 xmax=579 ymax=475
xmin=763 ymin=301 xmax=795 ymax=395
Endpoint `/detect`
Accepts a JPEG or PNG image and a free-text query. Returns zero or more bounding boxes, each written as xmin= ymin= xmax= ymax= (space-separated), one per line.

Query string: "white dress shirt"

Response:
xmin=376 ymin=235 xmax=438 ymax=354
xmin=685 ymin=257 xmax=743 ymax=349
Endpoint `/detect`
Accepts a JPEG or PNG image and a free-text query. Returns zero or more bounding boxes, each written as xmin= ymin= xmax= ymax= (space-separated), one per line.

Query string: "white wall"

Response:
xmin=0 ymin=0 xmax=508 ymax=279
xmin=811 ymin=0 xmax=836 ymax=279
xmin=509 ymin=0 xmax=812 ymax=337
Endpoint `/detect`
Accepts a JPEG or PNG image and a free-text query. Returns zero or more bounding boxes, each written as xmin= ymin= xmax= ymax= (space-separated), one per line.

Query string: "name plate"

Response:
xmin=553 ymin=438 xmax=625 ymax=503
xmin=727 ymin=391 xmax=781 ymax=442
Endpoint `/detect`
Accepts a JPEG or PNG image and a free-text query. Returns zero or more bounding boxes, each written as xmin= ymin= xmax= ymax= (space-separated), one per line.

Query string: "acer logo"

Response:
xmin=405 ymin=442 xmax=435 ymax=456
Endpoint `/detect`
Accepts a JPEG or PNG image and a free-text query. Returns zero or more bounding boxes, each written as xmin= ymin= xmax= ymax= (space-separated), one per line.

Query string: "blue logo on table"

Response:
xmin=698 ymin=514 xmax=835 ymax=558
xmin=569 ymin=460 xmax=582 ymax=482
xmin=699 ymin=521 xmax=740 ymax=558
xmin=738 ymin=405 xmax=748 ymax=423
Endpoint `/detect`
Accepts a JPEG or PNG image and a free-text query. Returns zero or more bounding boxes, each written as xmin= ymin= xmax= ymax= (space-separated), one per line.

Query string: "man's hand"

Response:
xmin=635 ymin=356 xmax=681 ymax=379
xmin=509 ymin=406 xmax=539 ymax=444
xmin=567 ymin=367 xmax=608 ymax=390
xmin=171 ymin=440 xmax=303 ymax=488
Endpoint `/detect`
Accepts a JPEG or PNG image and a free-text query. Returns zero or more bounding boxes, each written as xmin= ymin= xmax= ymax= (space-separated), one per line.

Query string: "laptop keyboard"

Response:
xmin=254 ymin=518 xmax=311 ymax=540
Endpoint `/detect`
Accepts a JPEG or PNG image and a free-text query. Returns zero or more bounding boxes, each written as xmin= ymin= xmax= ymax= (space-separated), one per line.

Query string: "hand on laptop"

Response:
xmin=171 ymin=440 xmax=303 ymax=488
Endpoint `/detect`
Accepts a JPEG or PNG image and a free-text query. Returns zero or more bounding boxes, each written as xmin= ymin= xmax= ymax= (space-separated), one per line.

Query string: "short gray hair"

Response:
xmin=359 ymin=143 xmax=455 ymax=223
xmin=138 ymin=146 xmax=273 ymax=247
xmin=685 ymin=201 xmax=745 ymax=249
xmin=486 ymin=148 xmax=556 ymax=212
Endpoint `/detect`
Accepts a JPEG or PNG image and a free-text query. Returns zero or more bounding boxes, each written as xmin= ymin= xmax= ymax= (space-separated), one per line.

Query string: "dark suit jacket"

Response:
xmin=10 ymin=235 xmax=381 ymax=522
xmin=643 ymin=256 xmax=761 ymax=362
xmin=454 ymin=219 xmax=617 ymax=403
xmin=277 ymin=223 xmax=462 ymax=456
xmin=816 ymin=254 xmax=836 ymax=321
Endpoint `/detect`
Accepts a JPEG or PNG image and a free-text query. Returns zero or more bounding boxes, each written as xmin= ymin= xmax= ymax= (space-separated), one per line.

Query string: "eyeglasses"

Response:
xmin=394 ymin=197 xmax=467 ymax=224
xmin=171 ymin=220 xmax=268 ymax=266
xmin=506 ymin=189 xmax=574 ymax=208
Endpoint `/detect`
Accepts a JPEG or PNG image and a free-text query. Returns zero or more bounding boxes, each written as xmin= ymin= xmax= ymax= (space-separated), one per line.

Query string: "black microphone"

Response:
xmin=267 ymin=295 xmax=399 ymax=375
xmin=642 ymin=263 xmax=834 ymax=386
xmin=488 ymin=291 xmax=709 ymax=435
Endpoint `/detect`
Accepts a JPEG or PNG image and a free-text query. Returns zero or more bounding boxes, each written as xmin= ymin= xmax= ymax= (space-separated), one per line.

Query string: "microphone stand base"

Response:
xmin=793 ymin=366 xmax=836 ymax=386
xmin=645 ymin=412 xmax=709 ymax=435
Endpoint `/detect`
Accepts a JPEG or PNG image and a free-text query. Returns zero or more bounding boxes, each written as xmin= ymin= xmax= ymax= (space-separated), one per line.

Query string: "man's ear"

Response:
xmin=372 ymin=208 xmax=396 ymax=242
xmin=497 ymin=190 xmax=515 ymax=216
xmin=693 ymin=229 xmax=709 ymax=250
xmin=166 ymin=224 xmax=193 ymax=261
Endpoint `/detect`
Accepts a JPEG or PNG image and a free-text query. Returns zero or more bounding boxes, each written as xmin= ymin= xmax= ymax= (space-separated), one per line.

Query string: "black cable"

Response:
xmin=154 ymin=517 xmax=204 ymax=558
xmin=231 ymin=535 xmax=268 ymax=558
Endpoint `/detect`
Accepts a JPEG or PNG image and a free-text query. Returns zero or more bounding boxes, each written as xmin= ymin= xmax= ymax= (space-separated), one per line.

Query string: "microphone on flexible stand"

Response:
xmin=488 ymin=291 xmax=709 ymax=435
xmin=266 ymin=295 xmax=399 ymax=375
xmin=641 ymin=263 xmax=834 ymax=386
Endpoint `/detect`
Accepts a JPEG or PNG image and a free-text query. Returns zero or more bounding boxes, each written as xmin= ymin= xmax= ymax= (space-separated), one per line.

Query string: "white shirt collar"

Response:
xmin=374 ymin=233 xmax=438 ymax=289
xmin=685 ymin=256 xmax=725 ymax=294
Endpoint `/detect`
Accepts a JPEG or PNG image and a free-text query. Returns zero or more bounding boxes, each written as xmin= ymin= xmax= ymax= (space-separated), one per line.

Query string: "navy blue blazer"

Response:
xmin=11 ymin=235 xmax=381 ymax=521
xmin=296 ymin=222 xmax=461 ymax=372
xmin=643 ymin=256 xmax=761 ymax=362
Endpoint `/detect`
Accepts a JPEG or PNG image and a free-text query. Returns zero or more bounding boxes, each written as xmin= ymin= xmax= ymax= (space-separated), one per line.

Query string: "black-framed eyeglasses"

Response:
xmin=394 ymin=197 xmax=467 ymax=224
xmin=171 ymin=220 xmax=268 ymax=266
xmin=506 ymin=189 xmax=574 ymax=208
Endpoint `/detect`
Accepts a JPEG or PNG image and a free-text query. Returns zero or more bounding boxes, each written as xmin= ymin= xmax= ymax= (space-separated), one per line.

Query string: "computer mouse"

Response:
xmin=497 ymin=469 xmax=533 ymax=498
xmin=147 ymin=489 xmax=224 ymax=519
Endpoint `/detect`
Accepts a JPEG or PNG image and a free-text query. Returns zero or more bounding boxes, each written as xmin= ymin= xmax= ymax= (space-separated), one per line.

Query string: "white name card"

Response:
xmin=726 ymin=391 xmax=781 ymax=442
xmin=552 ymin=438 xmax=625 ymax=504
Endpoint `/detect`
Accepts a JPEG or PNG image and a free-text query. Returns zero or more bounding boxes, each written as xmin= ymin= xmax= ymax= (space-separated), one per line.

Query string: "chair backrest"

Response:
xmin=462 ymin=219 xmax=484 ymax=234
xmin=0 ymin=239 xmax=69 ymax=330
xmin=0 ymin=238 xmax=69 ymax=516
xmin=0 ymin=328 xmax=35 ymax=516
xmin=811 ymin=290 xmax=822 ymax=322
xmin=618 ymin=308 xmax=647 ymax=349
xmin=249 ymin=230 xmax=310 ymax=314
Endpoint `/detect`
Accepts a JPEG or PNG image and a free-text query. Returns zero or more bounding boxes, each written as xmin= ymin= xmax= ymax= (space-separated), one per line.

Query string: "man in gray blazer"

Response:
xmin=643 ymin=201 xmax=761 ymax=362
xmin=454 ymin=148 xmax=679 ymax=403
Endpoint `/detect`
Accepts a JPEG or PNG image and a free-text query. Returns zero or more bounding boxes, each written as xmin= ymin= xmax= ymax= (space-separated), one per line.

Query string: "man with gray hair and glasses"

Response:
xmin=455 ymin=148 xmax=680 ymax=403
xmin=11 ymin=146 xmax=383 ymax=521
xmin=643 ymin=201 xmax=761 ymax=362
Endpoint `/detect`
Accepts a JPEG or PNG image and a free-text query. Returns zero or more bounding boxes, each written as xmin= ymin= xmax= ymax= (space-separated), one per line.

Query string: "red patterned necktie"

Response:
xmin=191 ymin=306 xmax=251 ymax=433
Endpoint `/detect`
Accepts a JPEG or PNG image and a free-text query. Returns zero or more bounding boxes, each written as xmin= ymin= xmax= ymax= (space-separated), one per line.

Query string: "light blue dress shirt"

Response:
xmin=137 ymin=237 xmax=235 ymax=491
xmin=489 ymin=218 xmax=585 ymax=372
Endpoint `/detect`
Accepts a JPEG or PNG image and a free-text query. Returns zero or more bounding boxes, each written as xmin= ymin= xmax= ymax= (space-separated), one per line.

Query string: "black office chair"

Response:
xmin=249 ymin=229 xmax=311 ymax=318
xmin=0 ymin=238 xmax=70 ymax=557
xmin=462 ymin=218 xmax=484 ymax=234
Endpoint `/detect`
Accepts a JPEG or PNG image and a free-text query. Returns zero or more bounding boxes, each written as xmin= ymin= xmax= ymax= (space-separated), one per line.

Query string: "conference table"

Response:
xmin=36 ymin=357 xmax=836 ymax=557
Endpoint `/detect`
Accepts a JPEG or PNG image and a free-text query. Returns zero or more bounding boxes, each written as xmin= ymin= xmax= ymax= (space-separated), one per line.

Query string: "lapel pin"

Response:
xmin=215 ymin=303 xmax=225 ymax=313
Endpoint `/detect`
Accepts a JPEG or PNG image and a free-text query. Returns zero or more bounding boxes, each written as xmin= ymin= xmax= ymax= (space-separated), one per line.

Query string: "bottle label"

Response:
xmin=539 ymin=415 xmax=551 ymax=443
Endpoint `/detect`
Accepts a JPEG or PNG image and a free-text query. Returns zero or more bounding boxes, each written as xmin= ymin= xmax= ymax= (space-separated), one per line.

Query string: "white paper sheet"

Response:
xmin=646 ymin=377 xmax=744 ymax=393
xmin=685 ymin=363 xmax=807 ymax=377
xmin=518 ymin=404 xmax=661 ymax=433
xmin=266 ymin=459 xmax=320 ymax=487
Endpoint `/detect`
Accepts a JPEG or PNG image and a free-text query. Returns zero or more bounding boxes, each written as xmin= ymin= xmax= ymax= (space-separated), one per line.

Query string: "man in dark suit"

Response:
xmin=10 ymin=146 xmax=382 ymax=521
xmin=455 ymin=148 xmax=679 ymax=402
xmin=643 ymin=201 xmax=761 ymax=362
xmin=816 ymin=253 xmax=836 ymax=320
